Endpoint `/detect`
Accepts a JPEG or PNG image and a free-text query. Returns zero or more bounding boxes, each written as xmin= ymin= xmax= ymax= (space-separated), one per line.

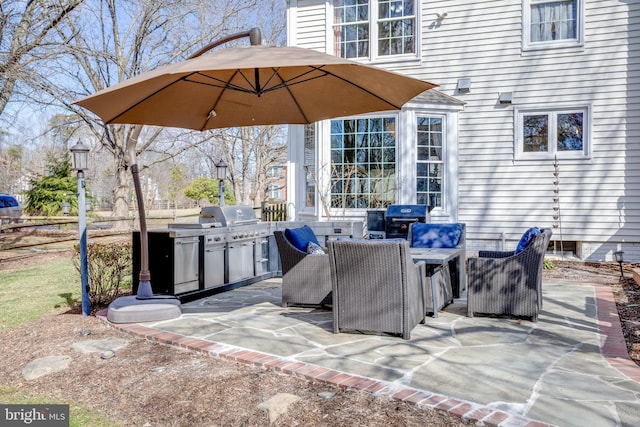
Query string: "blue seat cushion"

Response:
xmin=515 ymin=227 xmax=541 ymax=254
xmin=285 ymin=225 xmax=320 ymax=252
xmin=411 ymin=223 xmax=463 ymax=249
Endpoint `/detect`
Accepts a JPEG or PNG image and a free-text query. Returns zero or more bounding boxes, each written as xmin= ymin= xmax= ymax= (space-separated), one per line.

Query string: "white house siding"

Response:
xmin=419 ymin=0 xmax=640 ymax=261
xmin=289 ymin=0 xmax=327 ymax=51
xmin=287 ymin=0 xmax=640 ymax=262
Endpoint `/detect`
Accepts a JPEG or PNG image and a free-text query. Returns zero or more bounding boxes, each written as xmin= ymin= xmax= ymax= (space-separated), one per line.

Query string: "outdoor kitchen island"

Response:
xmin=132 ymin=206 xmax=364 ymax=303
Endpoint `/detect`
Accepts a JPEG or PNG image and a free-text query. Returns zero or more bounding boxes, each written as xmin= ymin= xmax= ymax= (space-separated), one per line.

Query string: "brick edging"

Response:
xmin=95 ymin=309 xmax=555 ymax=427
xmin=593 ymin=284 xmax=640 ymax=381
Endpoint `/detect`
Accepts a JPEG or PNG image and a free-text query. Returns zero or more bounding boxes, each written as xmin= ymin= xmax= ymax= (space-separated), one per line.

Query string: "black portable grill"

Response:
xmin=385 ymin=204 xmax=430 ymax=239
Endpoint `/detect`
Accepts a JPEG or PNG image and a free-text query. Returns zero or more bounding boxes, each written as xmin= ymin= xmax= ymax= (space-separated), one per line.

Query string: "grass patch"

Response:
xmin=0 ymin=260 xmax=119 ymax=426
xmin=0 ymin=385 xmax=116 ymax=427
xmin=0 ymin=257 xmax=80 ymax=334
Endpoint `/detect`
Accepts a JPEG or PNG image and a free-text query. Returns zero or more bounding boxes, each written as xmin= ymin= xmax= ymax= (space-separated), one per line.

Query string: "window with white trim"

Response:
xmin=303 ymin=124 xmax=316 ymax=208
xmin=330 ymin=117 xmax=396 ymax=208
xmin=416 ymin=116 xmax=444 ymax=208
xmin=523 ymin=0 xmax=583 ymax=51
xmin=515 ymin=105 xmax=590 ymax=160
xmin=332 ymin=0 xmax=417 ymax=60
xmin=267 ymin=183 xmax=282 ymax=200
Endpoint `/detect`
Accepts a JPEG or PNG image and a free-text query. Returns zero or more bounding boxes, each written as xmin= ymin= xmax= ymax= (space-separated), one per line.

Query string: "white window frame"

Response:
xmin=414 ymin=114 xmax=446 ymax=210
xmin=329 ymin=0 xmax=420 ymax=63
xmin=522 ymin=0 xmax=584 ymax=52
xmin=514 ymin=104 xmax=592 ymax=160
xmin=327 ymin=114 xmax=399 ymax=210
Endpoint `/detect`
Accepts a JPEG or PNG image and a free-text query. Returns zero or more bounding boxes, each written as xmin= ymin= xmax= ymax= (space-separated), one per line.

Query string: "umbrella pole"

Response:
xmin=131 ymin=162 xmax=153 ymax=296
xmin=126 ymin=125 xmax=153 ymax=298
xmin=187 ymin=27 xmax=261 ymax=59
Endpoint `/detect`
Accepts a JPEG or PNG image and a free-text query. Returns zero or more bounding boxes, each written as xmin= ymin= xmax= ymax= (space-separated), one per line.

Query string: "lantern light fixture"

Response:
xmin=70 ymin=141 xmax=90 ymax=172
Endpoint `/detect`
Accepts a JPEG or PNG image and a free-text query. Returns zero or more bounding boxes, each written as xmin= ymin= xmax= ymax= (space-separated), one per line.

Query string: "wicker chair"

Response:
xmin=273 ymin=230 xmax=332 ymax=307
xmin=327 ymin=239 xmax=426 ymax=340
xmin=467 ymin=228 xmax=552 ymax=322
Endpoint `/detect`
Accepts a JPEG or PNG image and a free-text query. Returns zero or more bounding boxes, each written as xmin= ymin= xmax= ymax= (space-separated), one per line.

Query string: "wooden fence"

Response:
xmin=261 ymin=202 xmax=287 ymax=222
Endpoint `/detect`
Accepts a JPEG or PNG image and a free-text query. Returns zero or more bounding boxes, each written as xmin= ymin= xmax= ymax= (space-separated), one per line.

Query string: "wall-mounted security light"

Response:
xmin=456 ymin=78 xmax=471 ymax=93
xmin=499 ymin=92 xmax=513 ymax=104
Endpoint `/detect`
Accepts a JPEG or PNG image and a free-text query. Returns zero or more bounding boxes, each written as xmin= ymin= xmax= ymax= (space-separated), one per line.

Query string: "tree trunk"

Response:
xmin=112 ymin=150 xmax=132 ymax=230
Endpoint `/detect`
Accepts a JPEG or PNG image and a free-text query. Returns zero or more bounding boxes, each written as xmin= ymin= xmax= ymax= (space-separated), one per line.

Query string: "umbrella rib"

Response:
xmin=187 ymin=72 xmax=257 ymax=95
xmin=189 ymin=67 xmax=329 ymax=96
xmin=199 ymin=69 xmax=255 ymax=130
xmin=269 ymin=68 xmax=310 ymax=123
xmin=306 ymin=66 xmax=404 ymax=110
xmin=105 ymin=72 xmax=201 ymax=124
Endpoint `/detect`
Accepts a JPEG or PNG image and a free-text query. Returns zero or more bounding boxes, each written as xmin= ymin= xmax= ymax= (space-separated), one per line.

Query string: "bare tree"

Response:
xmin=2 ymin=0 xmax=288 ymax=220
xmin=196 ymin=126 xmax=286 ymax=207
xmin=0 ymin=0 xmax=84 ymax=118
xmin=36 ymin=0 xmax=274 ymax=225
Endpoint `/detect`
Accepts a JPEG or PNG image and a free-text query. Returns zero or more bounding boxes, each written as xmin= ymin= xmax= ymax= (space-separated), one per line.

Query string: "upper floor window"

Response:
xmin=332 ymin=0 xmax=417 ymax=61
xmin=267 ymin=183 xmax=282 ymax=200
xmin=523 ymin=0 xmax=583 ymax=51
xmin=515 ymin=105 xmax=591 ymax=160
xmin=267 ymin=166 xmax=282 ymax=178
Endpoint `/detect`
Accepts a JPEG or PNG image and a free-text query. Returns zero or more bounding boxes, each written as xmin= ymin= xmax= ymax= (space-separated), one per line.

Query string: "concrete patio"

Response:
xmin=100 ymin=278 xmax=640 ymax=427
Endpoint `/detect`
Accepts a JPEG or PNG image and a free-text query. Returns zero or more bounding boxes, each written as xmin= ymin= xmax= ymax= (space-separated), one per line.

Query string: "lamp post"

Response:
xmin=215 ymin=159 xmax=228 ymax=207
xmin=613 ymin=251 xmax=624 ymax=279
xmin=70 ymin=141 xmax=91 ymax=316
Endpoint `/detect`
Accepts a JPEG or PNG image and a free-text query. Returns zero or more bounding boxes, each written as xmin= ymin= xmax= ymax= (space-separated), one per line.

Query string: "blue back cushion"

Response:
xmin=285 ymin=225 xmax=320 ymax=252
xmin=411 ymin=223 xmax=463 ymax=248
xmin=515 ymin=227 xmax=541 ymax=254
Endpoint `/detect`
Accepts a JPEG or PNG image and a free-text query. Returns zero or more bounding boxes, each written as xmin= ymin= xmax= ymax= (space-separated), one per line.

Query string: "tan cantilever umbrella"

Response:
xmin=75 ymin=44 xmax=436 ymax=130
xmin=74 ymin=31 xmax=435 ymax=311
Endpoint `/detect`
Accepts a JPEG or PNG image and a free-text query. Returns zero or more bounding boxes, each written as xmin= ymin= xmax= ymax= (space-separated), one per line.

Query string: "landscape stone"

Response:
xmin=72 ymin=337 xmax=129 ymax=353
xmin=22 ymin=355 xmax=72 ymax=380
xmin=257 ymin=392 xmax=301 ymax=423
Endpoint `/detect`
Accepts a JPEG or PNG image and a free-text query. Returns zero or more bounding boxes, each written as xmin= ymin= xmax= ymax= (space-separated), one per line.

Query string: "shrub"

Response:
xmin=73 ymin=241 xmax=132 ymax=311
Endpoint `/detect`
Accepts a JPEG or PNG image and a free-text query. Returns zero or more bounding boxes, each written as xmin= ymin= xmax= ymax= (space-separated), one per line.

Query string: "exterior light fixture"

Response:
xmin=613 ymin=251 xmax=624 ymax=278
xmin=499 ymin=92 xmax=513 ymax=104
xmin=61 ymin=202 xmax=70 ymax=216
xmin=215 ymin=158 xmax=228 ymax=207
xmin=70 ymin=141 xmax=90 ymax=171
xmin=69 ymin=141 xmax=91 ymax=316
xmin=456 ymin=78 xmax=471 ymax=93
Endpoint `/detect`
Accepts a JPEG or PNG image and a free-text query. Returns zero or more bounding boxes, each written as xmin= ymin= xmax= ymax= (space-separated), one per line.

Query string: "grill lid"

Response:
xmin=200 ymin=205 xmax=258 ymax=227
xmin=386 ymin=204 xmax=429 ymax=219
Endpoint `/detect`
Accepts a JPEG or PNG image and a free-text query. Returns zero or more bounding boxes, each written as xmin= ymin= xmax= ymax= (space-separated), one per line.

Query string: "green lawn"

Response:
xmin=0 ymin=257 xmax=80 ymax=334
xmin=0 ymin=257 xmax=119 ymax=426
xmin=0 ymin=385 xmax=114 ymax=427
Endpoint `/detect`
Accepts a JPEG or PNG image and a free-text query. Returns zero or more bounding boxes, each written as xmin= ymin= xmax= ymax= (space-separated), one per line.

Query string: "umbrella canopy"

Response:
xmin=74 ymin=45 xmax=436 ymax=130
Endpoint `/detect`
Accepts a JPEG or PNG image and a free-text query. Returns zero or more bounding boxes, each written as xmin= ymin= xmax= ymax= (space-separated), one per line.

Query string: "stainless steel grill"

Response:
xmin=200 ymin=205 xmax=259 ymax=227
xmin=201 ymin=205 xmax=269 ymax=283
